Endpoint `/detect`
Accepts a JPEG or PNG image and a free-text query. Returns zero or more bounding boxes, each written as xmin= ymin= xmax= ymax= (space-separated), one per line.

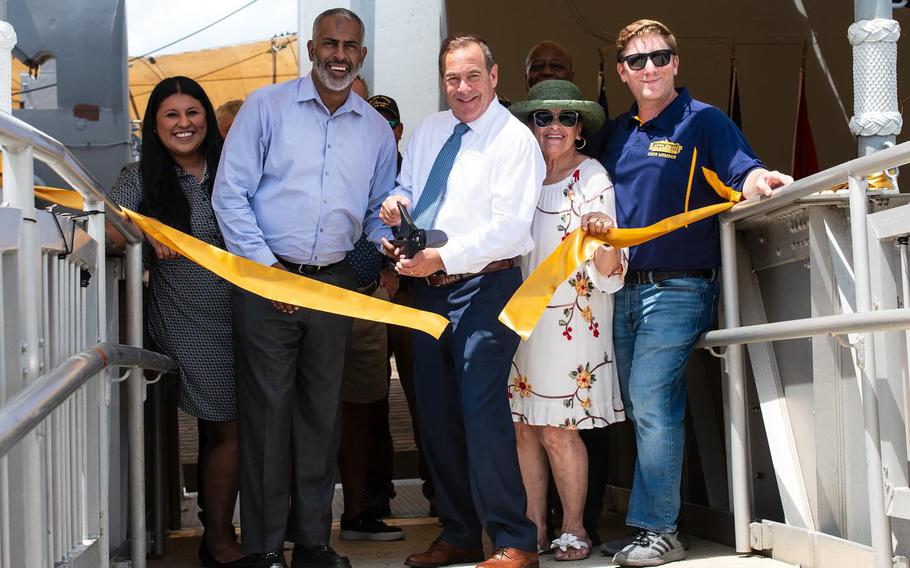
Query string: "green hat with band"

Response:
xmin=509 ymin=79 xmax=605 ymax=136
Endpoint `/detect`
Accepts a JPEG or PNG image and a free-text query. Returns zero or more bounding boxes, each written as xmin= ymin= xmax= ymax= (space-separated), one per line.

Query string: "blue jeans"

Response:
xmin=612 ymin=276 xmax=718 ymax=533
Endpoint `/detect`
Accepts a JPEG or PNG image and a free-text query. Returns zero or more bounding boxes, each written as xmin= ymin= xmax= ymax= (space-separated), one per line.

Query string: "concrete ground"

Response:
xmin=150 ymin=517 xmax=795 ymax=568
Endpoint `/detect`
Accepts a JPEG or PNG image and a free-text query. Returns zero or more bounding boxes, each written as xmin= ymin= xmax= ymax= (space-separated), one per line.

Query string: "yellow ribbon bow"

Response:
xmin=499 ymin=164 xmax=742 ymax=340
xmin=35 ymin=187 xmax=450 ymax=339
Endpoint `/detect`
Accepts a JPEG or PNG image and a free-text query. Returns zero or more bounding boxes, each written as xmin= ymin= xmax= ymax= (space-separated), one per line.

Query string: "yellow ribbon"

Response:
xmin=499 ymin=166 xmax=742 ymax=340
xmin=35 ymin=187 xmax=450 ymax=339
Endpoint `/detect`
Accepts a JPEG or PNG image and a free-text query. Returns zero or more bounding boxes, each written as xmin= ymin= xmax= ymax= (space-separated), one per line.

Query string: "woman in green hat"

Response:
xmin=507 ymin=79 xmax=626 ymax=561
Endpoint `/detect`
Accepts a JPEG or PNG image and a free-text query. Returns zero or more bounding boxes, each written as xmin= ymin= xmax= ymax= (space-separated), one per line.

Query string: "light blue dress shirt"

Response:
xmin=212 ymin=74 xmax=398 ymax=267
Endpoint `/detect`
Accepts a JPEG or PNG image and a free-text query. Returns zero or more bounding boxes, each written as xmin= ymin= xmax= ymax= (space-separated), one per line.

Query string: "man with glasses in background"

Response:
xmin=600 ymin=19 xmax=792 ymax=567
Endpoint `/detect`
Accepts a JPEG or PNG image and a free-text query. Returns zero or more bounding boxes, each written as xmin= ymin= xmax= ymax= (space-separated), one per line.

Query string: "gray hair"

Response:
xmin=438 ymin=34 xmax=495 ymax=76
xmin=312 ymin=8 xmax=365 ymax=41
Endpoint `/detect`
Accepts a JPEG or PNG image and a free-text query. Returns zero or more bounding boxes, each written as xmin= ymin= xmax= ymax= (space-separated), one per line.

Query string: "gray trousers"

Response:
xmin=232 ymin=262 xmax=356 ymax=553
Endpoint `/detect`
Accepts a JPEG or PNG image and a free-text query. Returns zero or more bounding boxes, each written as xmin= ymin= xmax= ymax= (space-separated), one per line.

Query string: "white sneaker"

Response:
xmin=612 ymin=530 xmax=685 ymax=567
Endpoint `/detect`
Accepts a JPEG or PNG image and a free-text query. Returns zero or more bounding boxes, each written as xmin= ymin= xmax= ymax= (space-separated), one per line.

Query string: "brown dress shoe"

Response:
xmin=476 ymin=548 xmax=539 ymax=568
xmin=405 ymin=540 xmax=485 ymax=568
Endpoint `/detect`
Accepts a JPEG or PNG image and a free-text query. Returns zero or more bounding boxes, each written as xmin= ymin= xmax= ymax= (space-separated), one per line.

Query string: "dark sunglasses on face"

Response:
xmin=532 ymin=110 xmax=580 ymax=128
xmin=619 ymin=49 xmax=675 ymax=71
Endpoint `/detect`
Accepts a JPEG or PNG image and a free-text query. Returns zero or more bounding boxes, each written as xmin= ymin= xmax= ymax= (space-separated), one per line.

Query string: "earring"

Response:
xmin=575 ymin=137 xmax=587 ymax=150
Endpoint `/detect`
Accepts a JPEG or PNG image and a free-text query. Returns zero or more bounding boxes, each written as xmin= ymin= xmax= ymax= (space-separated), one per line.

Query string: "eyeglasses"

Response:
xmin=619 ymin=49 xmax=675 ymax=71
xmin=387 ymin=119 xmax=400 ymax=129
xmin=531 ymin=110 xmax=580 ymax=128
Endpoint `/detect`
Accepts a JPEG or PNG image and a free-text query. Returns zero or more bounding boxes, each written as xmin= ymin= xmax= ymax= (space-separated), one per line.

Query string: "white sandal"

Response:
xmin=550 ymin=533 xmax=590 ymax=561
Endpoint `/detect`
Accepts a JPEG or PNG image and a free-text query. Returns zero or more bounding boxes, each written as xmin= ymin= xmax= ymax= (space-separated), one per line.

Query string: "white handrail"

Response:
xmin=723 ymin=140 xmax=910 ymax=223
xmin=0 ymin=343 xmax=174 ymax=457
xmin=0 ymin=111 xmax=141 ymax=244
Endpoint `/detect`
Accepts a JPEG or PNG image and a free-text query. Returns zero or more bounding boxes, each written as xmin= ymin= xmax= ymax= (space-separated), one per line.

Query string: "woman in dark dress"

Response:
xmin=107 ymin=77 xmax=250 ymax=567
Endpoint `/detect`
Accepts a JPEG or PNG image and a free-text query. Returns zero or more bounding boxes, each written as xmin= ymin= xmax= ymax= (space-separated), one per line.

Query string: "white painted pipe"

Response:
xmin=848 ymin=174 xmax=893 ymax=568
xmin=720 ymin=220 xmax=752 ymax=553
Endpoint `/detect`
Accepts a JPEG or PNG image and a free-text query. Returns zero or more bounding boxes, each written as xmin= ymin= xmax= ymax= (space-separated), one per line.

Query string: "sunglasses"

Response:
xmin=387 ymin=119 xmax=400 ymax=129
xmin=619 ymin=49 xmax=675 ymax=71
xmin=531 ymin=110 xmax=580 ymax=128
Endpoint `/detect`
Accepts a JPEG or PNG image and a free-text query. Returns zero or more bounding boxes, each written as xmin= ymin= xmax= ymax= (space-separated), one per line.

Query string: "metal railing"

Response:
xmin=707 ymin=140 xmax=910 ymax=568
xmin=0 ymin=107 xmax=159 ymax=568
xmin=0 ymin=343 xmax=175 ymax=457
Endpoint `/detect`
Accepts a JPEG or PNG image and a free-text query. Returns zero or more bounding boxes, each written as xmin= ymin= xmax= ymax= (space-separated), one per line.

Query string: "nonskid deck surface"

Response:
xmin=152 ymin=516 xmax=795 ymax=568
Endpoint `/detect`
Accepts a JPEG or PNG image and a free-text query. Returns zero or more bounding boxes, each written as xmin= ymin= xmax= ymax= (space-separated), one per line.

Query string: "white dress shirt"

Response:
xmin=393 ymin=100 xmax=545 ymax=275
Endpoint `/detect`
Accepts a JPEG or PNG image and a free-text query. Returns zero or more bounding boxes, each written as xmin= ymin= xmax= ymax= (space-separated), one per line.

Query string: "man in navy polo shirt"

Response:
xmin=601 ymin=19 xmax=792 ymax=567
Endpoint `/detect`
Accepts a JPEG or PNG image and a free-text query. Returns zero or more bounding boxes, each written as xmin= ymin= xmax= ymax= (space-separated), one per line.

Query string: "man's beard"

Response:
xmin=313 ymin=56 xmax=362 ymax=92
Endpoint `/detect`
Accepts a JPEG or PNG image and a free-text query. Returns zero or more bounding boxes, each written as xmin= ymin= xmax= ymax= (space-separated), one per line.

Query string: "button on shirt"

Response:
xmin=601 ymin=88 xmax=763 ymax=271
xmin=212 ymin=74 xmax=397 ymax=267
xmin=392 ymin=100 xmax=545 ymax=275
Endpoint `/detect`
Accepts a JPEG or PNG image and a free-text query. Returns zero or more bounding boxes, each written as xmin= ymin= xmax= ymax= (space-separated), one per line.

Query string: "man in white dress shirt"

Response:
xmin=380 ymin=35 xmax=544 ymax=568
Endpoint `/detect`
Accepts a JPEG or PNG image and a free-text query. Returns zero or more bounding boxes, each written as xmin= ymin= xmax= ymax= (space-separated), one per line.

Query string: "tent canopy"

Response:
xmin=127 ymin=34 xmax=299 ymax=121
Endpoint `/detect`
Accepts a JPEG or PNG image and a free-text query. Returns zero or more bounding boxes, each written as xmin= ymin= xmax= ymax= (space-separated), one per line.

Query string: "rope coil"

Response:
xmin=848 ymin=19 xmax=903 ymax=137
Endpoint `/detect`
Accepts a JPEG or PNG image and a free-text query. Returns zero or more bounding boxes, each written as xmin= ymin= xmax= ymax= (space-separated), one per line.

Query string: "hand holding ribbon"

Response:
xmin=498 ymin=165 xmax=743 ymax=340
xmin=35 ymin=187 xmax=450 ymax=339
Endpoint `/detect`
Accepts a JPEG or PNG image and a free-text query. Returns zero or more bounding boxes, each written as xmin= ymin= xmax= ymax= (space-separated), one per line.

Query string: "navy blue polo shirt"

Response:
xmin=601 ymin=88 xmax=763 ymax=271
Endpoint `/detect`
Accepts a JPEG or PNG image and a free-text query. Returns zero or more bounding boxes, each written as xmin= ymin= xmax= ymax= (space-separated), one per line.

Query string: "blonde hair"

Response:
xmin=215 ymin=99 xmax=243 ymax=125
xmin=615 ymin=19 xmax=677 ymax=60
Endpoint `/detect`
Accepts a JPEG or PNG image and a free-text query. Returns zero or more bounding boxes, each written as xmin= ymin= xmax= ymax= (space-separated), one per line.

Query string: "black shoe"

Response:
xmin=291 ymin=545 xmax=351 ymax=568
xmin=198 ymin=541 xmax=258 ymax=567
xmin=340 ymin=510 xmax=405 ymax=541
xmin=257 ymin=551 xmax=287 ymax=568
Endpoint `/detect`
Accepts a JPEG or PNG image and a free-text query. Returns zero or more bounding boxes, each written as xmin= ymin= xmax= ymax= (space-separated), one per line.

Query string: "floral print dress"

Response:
xmin=509 ymin=158 xmax=626 ymax=429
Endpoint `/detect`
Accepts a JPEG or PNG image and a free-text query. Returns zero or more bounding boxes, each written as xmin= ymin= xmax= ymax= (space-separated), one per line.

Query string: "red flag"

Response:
xmin=792 ymin=64 xmax=819 ymax=179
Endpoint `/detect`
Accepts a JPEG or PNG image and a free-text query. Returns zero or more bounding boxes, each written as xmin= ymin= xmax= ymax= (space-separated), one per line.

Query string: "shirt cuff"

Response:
xmin=374 ymin=228 xmax=395 ymax=252
xmin=389 ymin=187 xmax=411 ymax=200
xmin=437 ymin=241 xmax=467 ymax=275
xmin=249 ymin=245 xmax=279 ymax=268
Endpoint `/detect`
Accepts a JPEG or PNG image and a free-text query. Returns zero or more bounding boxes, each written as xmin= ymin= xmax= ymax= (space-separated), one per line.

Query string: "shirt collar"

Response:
xmin=628 ymin=87 xmax=691 ymax=130
xmin=447 ymin=98 xmax=503 ymax=136
xmin=297 ymin=73 xmax=365 ymax=117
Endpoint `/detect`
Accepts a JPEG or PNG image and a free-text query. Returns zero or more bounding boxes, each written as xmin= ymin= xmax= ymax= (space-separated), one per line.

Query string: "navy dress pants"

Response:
xmin=411 ymin=268 xmax=536 ymax=552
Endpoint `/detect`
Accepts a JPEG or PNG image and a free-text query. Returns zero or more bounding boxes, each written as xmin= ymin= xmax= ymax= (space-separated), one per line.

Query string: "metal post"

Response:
xmin=848 ymin=175 xmax=892 ymax=568
xmin=0 ymin=20 xmax=15 ymax=117
xmin=900 ymin=237 xmax=910 ymax=457
xmin=721 ymin=220 xmax=752 ymax=553
xmin=0 ymin=253 xmax=6 ymax=567
xmin=5 ymin=143 xmax=48 ymax=568
xmin=850 ymin=0 xmax=901 ymax=157
xmin=148 ymin=379 xmax=166 ymax=557
xmin=85 ymin=198 xmax=111 ymax=568
xmin=126 ymin=242 xmax=146 ymax=568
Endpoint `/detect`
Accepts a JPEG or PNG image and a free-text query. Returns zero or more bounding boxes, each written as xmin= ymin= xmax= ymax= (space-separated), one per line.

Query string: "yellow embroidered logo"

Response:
xmin=648 ymin=140 xmax=683 ymax=159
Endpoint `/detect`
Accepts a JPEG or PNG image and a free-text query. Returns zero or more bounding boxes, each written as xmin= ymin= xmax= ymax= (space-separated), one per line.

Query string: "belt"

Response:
xmin=424 ymin=257 xmax=520 ymax=288
xmin=624 ymin=269 xmax=716 ymax=285
xmin=277 ymin=257 xmax=346 ymax=275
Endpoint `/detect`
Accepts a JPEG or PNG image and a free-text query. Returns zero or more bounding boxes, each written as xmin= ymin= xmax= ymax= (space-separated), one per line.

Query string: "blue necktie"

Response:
xmin=412 ymin=122 xmax=470 ymax=229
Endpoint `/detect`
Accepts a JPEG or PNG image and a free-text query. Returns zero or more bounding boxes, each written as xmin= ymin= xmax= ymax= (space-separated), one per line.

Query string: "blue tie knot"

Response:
xmin=454 ymin=122 xmax=470 ymax=136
